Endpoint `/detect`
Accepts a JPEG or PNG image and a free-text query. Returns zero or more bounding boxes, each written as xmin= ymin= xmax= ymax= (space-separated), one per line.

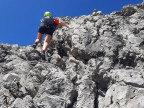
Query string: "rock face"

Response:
xmin=0 ymin=2 xmax=144 ymax=108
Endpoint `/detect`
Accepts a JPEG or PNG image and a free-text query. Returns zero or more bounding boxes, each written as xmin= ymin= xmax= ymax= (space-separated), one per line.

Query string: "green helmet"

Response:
xmin=44 ymin=12 xmax=52 ymax=17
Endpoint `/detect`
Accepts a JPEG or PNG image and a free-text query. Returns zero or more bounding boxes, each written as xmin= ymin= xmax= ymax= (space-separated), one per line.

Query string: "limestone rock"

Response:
xmin=3 ymin=73 xmax=20 ymax=82
xmin=0 ymin=2 xmax=144 ymax=108
xmin=10 ymin=95 xmax=36 ymax=108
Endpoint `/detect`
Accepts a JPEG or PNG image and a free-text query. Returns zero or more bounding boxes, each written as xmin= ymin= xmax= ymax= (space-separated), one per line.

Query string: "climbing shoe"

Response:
xmin=41 ymin=51 xmax=46 ymax=60
xmin=32 ymin=42 xmax=38 ymax=49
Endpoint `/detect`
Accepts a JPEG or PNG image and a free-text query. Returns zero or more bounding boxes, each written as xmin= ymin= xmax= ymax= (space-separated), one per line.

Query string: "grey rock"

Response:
xmin=33 ymin=66 xmax=74 ymax=107
xmin=97 ymin=11 xmax=103 ymax=15
xmin=36 ymin=95 xmax=66 ymax=108
xmin=2 ymin=73 xmax=20 ymax=82
xmin=76 ymin=75 xmax=96 ymax=108
xmin=0 ymin=2 xmax=144 ymax=108
xmin=10 ymin=95 xmax=36 ymax=108
xmin=104 ymin=84 xmax=144 ymax=108
xmin=121 ymin=6 xmax=137 ymax=16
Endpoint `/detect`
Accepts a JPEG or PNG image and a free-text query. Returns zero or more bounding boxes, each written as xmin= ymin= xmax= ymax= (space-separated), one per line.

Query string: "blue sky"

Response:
xmin=0 ymin=0 xmax=143 ymax=46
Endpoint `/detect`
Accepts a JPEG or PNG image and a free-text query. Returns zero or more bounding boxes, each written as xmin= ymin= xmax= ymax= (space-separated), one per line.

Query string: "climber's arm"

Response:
xmin=57 ymin=22 xmax=69 ymax=28
xmin=60 ymin=22 xmax=69 ymax=28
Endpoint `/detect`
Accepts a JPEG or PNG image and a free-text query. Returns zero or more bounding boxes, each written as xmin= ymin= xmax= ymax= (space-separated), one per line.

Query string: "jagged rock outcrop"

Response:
xmin=0 ymin=2 xmax=144 ymax=108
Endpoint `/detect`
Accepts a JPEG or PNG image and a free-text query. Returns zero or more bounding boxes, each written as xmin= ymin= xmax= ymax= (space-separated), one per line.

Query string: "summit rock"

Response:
xmin=0 ymin=2 xmax=144 ymax=108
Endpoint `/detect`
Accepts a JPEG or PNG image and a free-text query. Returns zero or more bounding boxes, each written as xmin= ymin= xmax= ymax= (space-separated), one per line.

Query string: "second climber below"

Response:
xmin=33 ymin=11 xmax=69 ymax=60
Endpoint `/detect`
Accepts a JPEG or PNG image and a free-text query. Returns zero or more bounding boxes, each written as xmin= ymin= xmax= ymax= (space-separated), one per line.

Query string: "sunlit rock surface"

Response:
xmin=0 ymin=2 xmax=144 ymax=108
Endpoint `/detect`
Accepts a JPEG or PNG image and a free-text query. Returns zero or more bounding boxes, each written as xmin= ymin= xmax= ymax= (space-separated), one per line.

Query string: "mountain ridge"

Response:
xmin=0 ymin=2 xmax=144 ymax=108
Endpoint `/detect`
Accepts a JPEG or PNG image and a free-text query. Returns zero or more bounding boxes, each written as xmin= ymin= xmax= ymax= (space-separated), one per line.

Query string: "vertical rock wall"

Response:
xmin=0 ymin=2 xmax=144 ymax=108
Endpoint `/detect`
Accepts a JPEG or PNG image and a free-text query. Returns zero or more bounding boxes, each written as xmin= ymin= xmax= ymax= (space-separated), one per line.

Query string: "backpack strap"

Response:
xmin=41 ymin=17 xmax=56 ymax=30
xmin=54 ymin=19 xmax=59 ymax=27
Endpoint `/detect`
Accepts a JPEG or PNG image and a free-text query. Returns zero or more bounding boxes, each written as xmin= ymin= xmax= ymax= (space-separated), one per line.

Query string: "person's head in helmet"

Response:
xmin=44 ymin=12 xmax=52 ymax=17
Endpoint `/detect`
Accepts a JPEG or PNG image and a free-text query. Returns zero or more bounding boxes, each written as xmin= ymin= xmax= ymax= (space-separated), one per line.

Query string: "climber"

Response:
xmin=33 ymin=11 xmax=69 ymax=60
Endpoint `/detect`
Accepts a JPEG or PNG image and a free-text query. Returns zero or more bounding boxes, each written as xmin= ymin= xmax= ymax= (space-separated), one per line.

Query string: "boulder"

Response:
xmin=3 ymin=73 xmax=20 ymax=82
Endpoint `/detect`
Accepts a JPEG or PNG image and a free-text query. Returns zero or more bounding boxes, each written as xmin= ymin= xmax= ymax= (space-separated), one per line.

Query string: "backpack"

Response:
xmin=41 ymin=16 xmax=56 ymax=30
